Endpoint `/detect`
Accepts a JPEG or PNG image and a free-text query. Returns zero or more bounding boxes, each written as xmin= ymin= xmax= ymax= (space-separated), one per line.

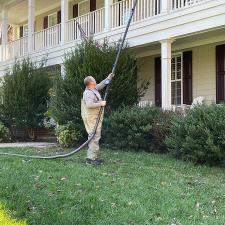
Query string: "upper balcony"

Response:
xmin=0 ymin=0 xmax=225 ymax=64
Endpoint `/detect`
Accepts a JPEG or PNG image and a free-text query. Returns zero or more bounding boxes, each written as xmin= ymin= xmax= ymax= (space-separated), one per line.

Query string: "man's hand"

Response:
xmin=107 ymin=73 xmax=115 ymax=80
xmin=100 ymin=101 xmax=107 ymax=107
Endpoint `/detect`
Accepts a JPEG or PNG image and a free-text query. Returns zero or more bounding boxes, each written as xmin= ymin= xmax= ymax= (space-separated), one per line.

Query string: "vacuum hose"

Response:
xmin=0 ymin=0 xmax=138 ymax=159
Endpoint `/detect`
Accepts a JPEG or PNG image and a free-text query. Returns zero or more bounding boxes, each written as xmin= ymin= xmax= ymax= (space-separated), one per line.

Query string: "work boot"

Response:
xmin=95 ymin=159 xmax=104 ymax=164
xmin=86 ymin=158 xmax=102 ymax=166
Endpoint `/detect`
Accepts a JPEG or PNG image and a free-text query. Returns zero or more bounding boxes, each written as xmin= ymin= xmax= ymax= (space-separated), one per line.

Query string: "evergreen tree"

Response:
xmin=0 ymin=59 xmax=51 ymax=128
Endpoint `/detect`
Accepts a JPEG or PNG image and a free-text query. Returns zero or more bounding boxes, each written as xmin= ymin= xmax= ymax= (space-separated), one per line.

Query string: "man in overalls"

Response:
xmin=81 ymin=73 xmax=113 ymax=166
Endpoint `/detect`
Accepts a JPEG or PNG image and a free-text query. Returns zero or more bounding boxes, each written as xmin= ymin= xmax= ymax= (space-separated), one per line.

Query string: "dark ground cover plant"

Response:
xmin=166 ymin=104 xmax=225 ymax=166
xmin=49 ymin=40 xmax=148 ymax=142
xmin=0 ymin=59 xmax=51 ymax=129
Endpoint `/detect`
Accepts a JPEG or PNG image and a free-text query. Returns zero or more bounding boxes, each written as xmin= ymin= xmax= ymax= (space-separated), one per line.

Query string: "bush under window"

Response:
xmin=166 ymin=105 xmax=225 ymax=166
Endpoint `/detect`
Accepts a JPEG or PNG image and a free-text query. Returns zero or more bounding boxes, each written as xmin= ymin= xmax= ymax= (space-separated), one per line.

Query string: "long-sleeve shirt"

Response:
xmin=83 ymin=78 xmax=109 ymax=109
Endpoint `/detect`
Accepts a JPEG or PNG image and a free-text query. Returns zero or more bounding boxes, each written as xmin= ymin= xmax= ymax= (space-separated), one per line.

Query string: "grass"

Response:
xmin=0 ymin=147 xmax=224 ymax=225
xmin=0 ymin=204 xmax=27 ymax=225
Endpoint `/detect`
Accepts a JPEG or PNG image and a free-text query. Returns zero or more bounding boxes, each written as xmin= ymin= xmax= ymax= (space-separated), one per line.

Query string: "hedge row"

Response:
xmin=102 ymin=105 xmax=225 ymax=166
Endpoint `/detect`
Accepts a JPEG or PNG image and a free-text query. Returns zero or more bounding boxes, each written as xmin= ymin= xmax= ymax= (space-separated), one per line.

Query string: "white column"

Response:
xmin=160 ymin=39 xmax=173 ymax=110
xmin=104 ymin=0 xmax=113 ymax=32
xmin=61 ymin=0 xmax=68 ymax=44
xmin=1 ymin=8 xmax=8 ymax=45
xmin=61 ymin=64 xmax=65 ymax=78
xmin=161 ymin=0 xmax=171 ymax=14
xmin=1 ymin=7 xmax=8 ymax=61
xmin=28 ymin=0 xmax=35 ymax=52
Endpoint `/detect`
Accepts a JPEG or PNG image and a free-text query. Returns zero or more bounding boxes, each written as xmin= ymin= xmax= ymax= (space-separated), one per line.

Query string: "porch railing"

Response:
xmin=111 ymin=0 xmax=161 ymax=28
xmin=33 ymin=23 xmax=61 ymax=52
xmin=67 ymin=7 xmax=105 ymax=42
xmin=0 ymin=0 xmax=212 ymax=62
xmin=171 ymin=0 xmax=206 ymax=10
xmin=3 ymin=36 xmax=28 ymax=61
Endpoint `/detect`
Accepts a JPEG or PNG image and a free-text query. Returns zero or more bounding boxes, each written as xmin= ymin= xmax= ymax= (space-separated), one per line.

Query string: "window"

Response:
xmin=171 ymin=53 xmax=183 ymax=106
xmin=48 ymin=13 xmax=58 ymax=27
xmin=23 ymin=24 xmax=28 ymax=37
xmin=79 ymin=0 xmax=90 ymax=16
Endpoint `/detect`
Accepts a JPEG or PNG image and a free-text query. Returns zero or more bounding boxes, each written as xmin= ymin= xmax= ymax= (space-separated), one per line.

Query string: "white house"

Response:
xmin=0 ymin=0 xmax=225 ymax=109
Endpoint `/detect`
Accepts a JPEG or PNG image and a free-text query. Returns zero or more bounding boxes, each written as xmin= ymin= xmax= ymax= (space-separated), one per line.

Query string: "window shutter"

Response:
xmin=43 ymin=16 xmax=48 ymax=29
xmin=216 ymin=44 xmax=225 ymax=103
xmin=19 ymin=26 xmax=23 ymax=38
xmin=155 ymin=57 xmax=162 ymax=107
xmin=73 ymin=4 xmax=78 ymax=18
xmin=183 ymin=51 xmax=193 ymax=105
xmin=57 ymin=10 xmax=61 ymax=24
xmin=90 ymin=0 xmax=96 ymax=12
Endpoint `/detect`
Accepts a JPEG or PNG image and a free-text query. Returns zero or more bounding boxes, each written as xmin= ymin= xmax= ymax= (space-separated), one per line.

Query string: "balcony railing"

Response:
xmin=0 ymin=0 xmax=212 ymax=62
xmin=3 ymin=36 xmax=28 ymax=61
xmin=171 ymin=0 xmax=207 ymax=10
xmin=111 ymin=0 xmax=161 ymax=28
xmin=67 ymin=7 xmax=105 ymax=42
xmin=33 ymin=24 xmax=61 ymax=52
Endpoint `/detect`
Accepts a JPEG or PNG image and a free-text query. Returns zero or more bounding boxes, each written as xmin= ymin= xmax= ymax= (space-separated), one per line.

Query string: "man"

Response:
xmin=81 ymin=73 xmax=114 ymax=166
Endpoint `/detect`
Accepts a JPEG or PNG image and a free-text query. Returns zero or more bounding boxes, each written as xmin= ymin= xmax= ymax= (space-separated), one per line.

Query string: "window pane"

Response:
xmin=79 ymin=0 xmax=90 ymax=15
xmin=171 ymin=54 xmax=183 ymax=106
xmin=176 ymin=81 xmax=182 ymax=105
xmin=23 ymin=25 xmax=28 ymax=37
xmin=171 ymin=82 xmax=176 ymax=105
xmin=49 ymin=14 xmax=57 ymax=27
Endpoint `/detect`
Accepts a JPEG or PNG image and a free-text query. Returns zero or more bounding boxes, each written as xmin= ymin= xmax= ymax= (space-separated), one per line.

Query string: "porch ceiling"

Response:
xmin=134 ymin=28 xmax=225 ymax=58
xmin=7 ymin=0 xmax=79 ymax=24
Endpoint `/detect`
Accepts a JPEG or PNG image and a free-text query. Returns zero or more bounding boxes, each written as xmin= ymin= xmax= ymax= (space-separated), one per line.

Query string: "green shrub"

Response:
xmin=0 ymin=59 xmax=51 ymax=129
xmin=102 ymin=106 xmax=163 ymax=151
xmin=55 ymin=122 xmax=81 ymax=147
xmin=151 ymin=110 xmax=176 ymax=152
xmin=166 ymin=105 xmax=225 ymax=166
xmin=0 ymin=122 xmax=9 ymax=142
xmin=49 ymin=40 xmax=148 ymax=141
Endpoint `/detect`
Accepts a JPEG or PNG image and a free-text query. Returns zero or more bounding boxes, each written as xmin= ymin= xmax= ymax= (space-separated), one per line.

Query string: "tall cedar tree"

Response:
xmin=0 ymin=59 xmax=51 ymax=128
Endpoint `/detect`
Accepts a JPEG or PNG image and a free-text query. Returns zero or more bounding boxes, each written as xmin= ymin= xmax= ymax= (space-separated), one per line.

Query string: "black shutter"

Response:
xmin=155 ymin=57 xmax=162 ymax=107
xmin=73 ymin=4 xmax=78 ymax=18
xmin=90 ymin=0 xmax=96 ymax=12
xmin=43 ymin=16 xmax=48 ymax=29
xmin=183 ymin=51 xmax=193 ymax=105
xmin=19 ymin=26 xmax=23 ymax=38
xmin=216 ymin=44 xmax=225 ymax=103
xmin=57 ymin=10 xmax=61 ymax=24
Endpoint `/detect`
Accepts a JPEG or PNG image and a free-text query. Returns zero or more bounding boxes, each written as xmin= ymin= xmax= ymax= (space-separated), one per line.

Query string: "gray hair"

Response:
xmin=84 ymin=76 xmax=95 ymax=86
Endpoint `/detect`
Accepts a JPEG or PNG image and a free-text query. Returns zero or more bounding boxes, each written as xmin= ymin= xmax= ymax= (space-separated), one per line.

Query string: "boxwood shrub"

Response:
xmin=166 ymin=105 xmax=225 ymax=166
xmin=102 ymin=106 xmax=174 ymax=152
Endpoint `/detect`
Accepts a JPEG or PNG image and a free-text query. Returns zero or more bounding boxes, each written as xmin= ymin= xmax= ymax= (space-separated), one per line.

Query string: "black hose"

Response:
xmin=0 ymin=0 xmax=138 ymax=159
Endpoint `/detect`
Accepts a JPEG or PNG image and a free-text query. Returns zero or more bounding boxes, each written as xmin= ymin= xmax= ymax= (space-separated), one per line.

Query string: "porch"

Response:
xmin=137 ymin=28 xmax=225 ymax=109
xmin=0 ymin=0 xmax=213 ymax=62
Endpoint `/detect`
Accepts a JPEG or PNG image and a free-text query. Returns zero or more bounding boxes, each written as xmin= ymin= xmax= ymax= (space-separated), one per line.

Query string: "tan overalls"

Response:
xmin=81 ymin=84 xmax=105 ymax=160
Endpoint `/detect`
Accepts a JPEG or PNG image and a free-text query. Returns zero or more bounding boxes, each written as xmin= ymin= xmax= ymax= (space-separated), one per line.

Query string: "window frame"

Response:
xmin=78 ymin=0 xmax=90 ymax=16
xmin=48 ymin=12 xmax=58 ymax=28
xmin=23 ymin=24 xmax=28 ymax=37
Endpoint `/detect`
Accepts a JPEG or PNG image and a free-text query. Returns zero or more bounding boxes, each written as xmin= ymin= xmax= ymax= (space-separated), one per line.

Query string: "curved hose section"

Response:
xmin=0 ymin=0 xmax=138 ymax=159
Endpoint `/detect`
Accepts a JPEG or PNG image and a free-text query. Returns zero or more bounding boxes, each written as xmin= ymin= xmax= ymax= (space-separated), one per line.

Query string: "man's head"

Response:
xmin=84 ymin=76 xmax=96 ymax=89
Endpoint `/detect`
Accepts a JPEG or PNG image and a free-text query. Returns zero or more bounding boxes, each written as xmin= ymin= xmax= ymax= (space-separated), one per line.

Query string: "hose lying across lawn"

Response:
xmin=0 ymin=0 xmax=138 ymax=159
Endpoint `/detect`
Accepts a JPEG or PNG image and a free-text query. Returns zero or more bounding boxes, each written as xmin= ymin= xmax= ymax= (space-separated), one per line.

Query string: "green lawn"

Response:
xmin=0 ymin=147 xmax=224 ymax=225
